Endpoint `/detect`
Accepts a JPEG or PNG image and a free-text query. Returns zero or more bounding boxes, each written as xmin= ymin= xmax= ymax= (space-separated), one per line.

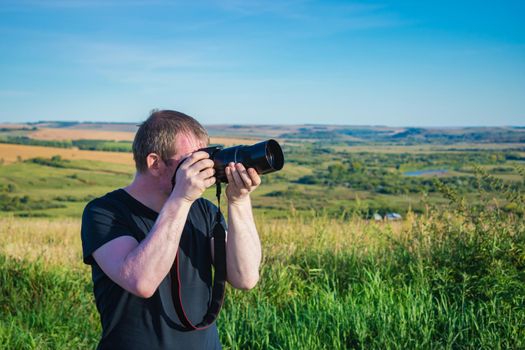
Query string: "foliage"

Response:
xmin=0 ymin=194 xmax=66 ymax=212
xmin=71 ymin=139 xmax=132 ymax=152
xmin=25 ymin=155 xmax=69 ymax=168
xmin=280 ymin=126 xmax=525 ymax=144
xmin=0 ymin=126 xmax=523 ymax=347
xmin=0 ymin=136 xmax=72 ymax=148
xmin=0 ymin=136 xmax=132 ymax=153
xmin=0 ymin=255 xmax=99 ymax=349
xmin=1 ymin=169 xmax=524 ymax=348
xmin=295 ymin=151 xmax=523 ymax=198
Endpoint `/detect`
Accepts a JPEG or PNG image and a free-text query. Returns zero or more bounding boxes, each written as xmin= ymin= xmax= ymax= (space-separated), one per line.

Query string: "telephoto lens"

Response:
xmin=201 ymin=139 xmax=284 ymax=183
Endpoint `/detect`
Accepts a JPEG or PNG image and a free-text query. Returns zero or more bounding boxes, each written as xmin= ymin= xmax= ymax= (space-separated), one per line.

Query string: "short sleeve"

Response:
xmin=81 ymin=199 xmax=135 ymax=265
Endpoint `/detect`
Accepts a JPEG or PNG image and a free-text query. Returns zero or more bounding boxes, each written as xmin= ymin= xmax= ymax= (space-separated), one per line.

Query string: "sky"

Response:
xmin=0 ymin=0 xmax=524 ymax=126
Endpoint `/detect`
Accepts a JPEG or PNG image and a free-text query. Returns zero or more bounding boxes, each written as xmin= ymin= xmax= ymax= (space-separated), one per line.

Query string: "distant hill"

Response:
xmin=1 ymin=121 xmax=524 ymax=145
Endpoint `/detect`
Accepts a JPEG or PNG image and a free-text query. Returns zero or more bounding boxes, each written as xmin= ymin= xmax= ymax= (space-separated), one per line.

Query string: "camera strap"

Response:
xmin=169 ymin=181 xmax=227 ymax=330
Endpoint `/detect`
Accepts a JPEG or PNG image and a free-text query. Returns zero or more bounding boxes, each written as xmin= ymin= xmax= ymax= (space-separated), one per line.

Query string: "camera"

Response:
xmin=172 ymin=139 xmax=284 ymax=187
xmin=199 ymin=139 xmax=284 ymax=183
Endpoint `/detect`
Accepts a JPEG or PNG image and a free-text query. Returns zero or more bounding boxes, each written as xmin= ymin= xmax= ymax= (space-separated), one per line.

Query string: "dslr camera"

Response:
xmin=199 ymin=139 xmax=284 ymax=183
xmin=172 ymin=139 xmax=284 ymax=185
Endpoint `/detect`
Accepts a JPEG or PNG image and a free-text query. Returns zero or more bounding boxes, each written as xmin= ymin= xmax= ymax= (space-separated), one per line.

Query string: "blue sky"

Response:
xmin=0 ymin=0 xmax=523 ymax=126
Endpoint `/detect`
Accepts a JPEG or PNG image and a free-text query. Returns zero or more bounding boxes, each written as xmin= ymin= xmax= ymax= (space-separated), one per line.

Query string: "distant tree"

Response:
xmin=7 ymin=184 xmax=16 ymax=193
xmin=348 ymin=160 xmax=363 ymax=173
xmin=327 ymin=163 xmax=346 ymax=182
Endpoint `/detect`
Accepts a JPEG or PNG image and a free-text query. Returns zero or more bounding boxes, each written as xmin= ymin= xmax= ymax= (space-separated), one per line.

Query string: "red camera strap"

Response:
xmin=169 ymin=183 xmax=227 ymax=330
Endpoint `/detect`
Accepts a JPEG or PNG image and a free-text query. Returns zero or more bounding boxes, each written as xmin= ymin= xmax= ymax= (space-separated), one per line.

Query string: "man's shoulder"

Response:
xmin=83 ymin=189 xmax=127 ymax=217
xmin=81 ymin=189 xmax=134 ymax=265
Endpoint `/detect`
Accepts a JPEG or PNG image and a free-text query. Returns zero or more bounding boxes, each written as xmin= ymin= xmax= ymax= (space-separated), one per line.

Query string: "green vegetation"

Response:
xmin=295 ymin=151 xmax=520 ymax=194
xmin=280 ymin=126 xmax=525 ymax=145
xmin=0 ymin=194 xmax=66 ymax=212
xmin=0 ymin=256 xmax=97 ymax=349
xmin=1 ymin=178 xmax=524 ymax=348
xmin=0 ymin=136 xmax=72 ymax=148
xmin=0 ymin=126 xmax=524 ymax=348
xmin=0 ymin=136 xmax=132 ymax=152
xmin=1 ymin=137 xmax=523 ymax=219
xmin=270 ymin=143 xmax=524 ymax=217
xmin=0 ymin=157 xmax=133 ymax=217
xmin=70 ymin=139 xmax=132 ymax=152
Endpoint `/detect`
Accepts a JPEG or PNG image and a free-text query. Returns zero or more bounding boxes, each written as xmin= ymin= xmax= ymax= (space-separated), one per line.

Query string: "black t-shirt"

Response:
xmin=81 ymin=189 xmax=224 ymax=350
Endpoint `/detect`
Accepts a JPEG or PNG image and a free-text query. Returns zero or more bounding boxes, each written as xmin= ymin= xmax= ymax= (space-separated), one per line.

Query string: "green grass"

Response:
xmin=0 ymin=256 xmax=99 ymax=349
xmin=1 ymin=184 xmax=524 ymax=349
xmin=1 ymin=148 xmax=523 ymax=219
xmin=0 ymin=159 xmax=133 ymax=217
xmin=1 ymin=147 xmax=524 ymax=348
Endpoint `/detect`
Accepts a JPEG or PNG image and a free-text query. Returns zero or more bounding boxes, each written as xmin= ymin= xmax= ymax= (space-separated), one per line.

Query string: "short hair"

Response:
xmin=132 ymin=110 xmax=209 ymax=173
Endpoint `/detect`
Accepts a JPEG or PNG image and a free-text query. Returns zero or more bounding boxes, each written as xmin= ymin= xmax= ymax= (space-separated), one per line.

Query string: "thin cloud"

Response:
xmin=0 ymin=0 xmax=166 ymax=10
xmin=213 ymin=0 xmax=408 ymax=38
xmin=214 ymin=0 xmax=308 ymax=18
xmin=66 ymin=39 xmax=237 ymax=85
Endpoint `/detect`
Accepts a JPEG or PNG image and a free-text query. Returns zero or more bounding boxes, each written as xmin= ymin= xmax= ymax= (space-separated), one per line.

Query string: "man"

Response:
xmin=81 ymin=110 xmax=262 ymax=349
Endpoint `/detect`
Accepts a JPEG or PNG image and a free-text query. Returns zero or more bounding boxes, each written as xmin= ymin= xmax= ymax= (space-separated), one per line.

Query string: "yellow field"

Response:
xmin=210 ymin=136 xmax=264 ymax=146
xmin=0 ymin=217 xmax=85 ymax=270
xmin=0 ymin=143 xmax=134 ymax=165
xmin=0 ymin=136 xmax=269 ymax=165
xmin=28 ymin=127 xmax=262 ymax=146
xmin=0 ymin=215 xmax=406 ymax=270
xmin=29 ymin=128 xmax=135 ymax=141
xmin=0 ymin=123 xmax=28 ymax=129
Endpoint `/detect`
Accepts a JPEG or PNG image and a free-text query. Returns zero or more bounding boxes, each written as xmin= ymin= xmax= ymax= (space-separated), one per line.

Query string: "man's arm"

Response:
xmin=92 ymin=198 xmax=192 ymax=298
xmin=224 ymin=163 xmax=262 ymax=290
xmin=91 ymin=152 xmax=215 ymax=298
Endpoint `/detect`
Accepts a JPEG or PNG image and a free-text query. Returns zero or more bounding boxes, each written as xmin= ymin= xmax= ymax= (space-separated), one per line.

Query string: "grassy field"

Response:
xmin=0 ymin=143 xmax=134 ymax=165
xmin=27 ymin=127 xmax=264 ymax=147
xmin=28 ymin=128 xmax=136 ymax=141
xmin=0 ymin=132 xmax=524 ymax=348
xmin=3 ymin=141 xmax=524 ymax=219
xmin=1 ymin=195 xmax=524 ymax=349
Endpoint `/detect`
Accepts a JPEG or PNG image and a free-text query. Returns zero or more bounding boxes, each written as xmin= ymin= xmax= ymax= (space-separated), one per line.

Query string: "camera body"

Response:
xmin=199 ymin=139 xmax=284 ymax=183
xmin=171 ymin=139 xmax=284 ymax=187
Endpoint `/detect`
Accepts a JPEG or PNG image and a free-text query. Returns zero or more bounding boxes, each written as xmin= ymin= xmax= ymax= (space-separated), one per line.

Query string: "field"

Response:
xmin=27 ymin=127 xmax=262 ymax=147
xmin=0 ymin=123 xmax=524 ymax=348
xmin=0 ymin=144 xmax=134 ymax=165
xmin=1 ymin=202 xmax=524 ymax=349
xmin=28 ymin=128 xmax=136 ymax=141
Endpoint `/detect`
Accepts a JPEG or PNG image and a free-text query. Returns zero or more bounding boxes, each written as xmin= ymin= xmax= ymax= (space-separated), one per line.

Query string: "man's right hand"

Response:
xmin=171 ymin=151 xmax=216 ymax=203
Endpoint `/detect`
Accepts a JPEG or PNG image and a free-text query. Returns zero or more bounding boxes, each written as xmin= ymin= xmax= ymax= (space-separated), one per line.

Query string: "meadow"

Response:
xmin=0 ymin=125 xmax=524 ymax=348
xmin=1 ymin=196 xmax=524 ymax=349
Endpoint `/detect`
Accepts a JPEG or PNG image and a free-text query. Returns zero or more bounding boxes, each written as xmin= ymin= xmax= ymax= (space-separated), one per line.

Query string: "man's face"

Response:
xmin=162 ymin=133 xmax=208 ymax=193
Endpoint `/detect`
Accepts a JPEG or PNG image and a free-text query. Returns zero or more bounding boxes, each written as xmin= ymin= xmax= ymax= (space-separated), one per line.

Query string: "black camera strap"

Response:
xmin=169 ymin=181 xmax=227 ymax=330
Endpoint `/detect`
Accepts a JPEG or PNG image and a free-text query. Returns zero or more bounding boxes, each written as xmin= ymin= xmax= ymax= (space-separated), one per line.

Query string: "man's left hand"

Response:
xmin=225 ymin=162 xmax=261 ymax=204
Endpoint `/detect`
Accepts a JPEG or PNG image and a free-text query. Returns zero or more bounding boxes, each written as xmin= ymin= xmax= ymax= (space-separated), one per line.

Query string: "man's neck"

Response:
xmin=123 ymin=174 xmax=168 ymax=213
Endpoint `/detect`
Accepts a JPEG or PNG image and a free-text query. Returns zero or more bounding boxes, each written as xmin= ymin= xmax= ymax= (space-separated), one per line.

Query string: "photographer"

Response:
xmin=81 ymin=110 xmax=262 ymax=350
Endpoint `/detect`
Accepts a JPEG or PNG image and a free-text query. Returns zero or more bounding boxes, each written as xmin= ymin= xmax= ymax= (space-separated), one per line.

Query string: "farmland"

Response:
xmin=0 ymin=143 xmax=134 ymax=165
xmin=1 ymin=122 xmax=524 ymax=218
xmin=0 ymin=122 xmax=524 ymax=349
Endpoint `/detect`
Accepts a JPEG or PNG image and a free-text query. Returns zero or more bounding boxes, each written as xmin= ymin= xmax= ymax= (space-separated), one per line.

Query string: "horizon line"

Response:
xmin=1 ymin=120 xmax=524 ymax=129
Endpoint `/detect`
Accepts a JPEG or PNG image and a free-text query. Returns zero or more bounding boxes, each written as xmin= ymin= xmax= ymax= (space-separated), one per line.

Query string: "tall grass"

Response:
xmin=0 ymin=255 xmax=99 ymax=349
xmin=217 ymin=188 xmax=525 ymax=349
xmin=1 ymin=175 xmax=524 ymax=349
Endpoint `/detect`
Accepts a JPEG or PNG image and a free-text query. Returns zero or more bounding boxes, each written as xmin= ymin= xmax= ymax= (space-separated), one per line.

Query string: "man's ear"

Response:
xmin=146 ymin=153 xmax=163 ymax=176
